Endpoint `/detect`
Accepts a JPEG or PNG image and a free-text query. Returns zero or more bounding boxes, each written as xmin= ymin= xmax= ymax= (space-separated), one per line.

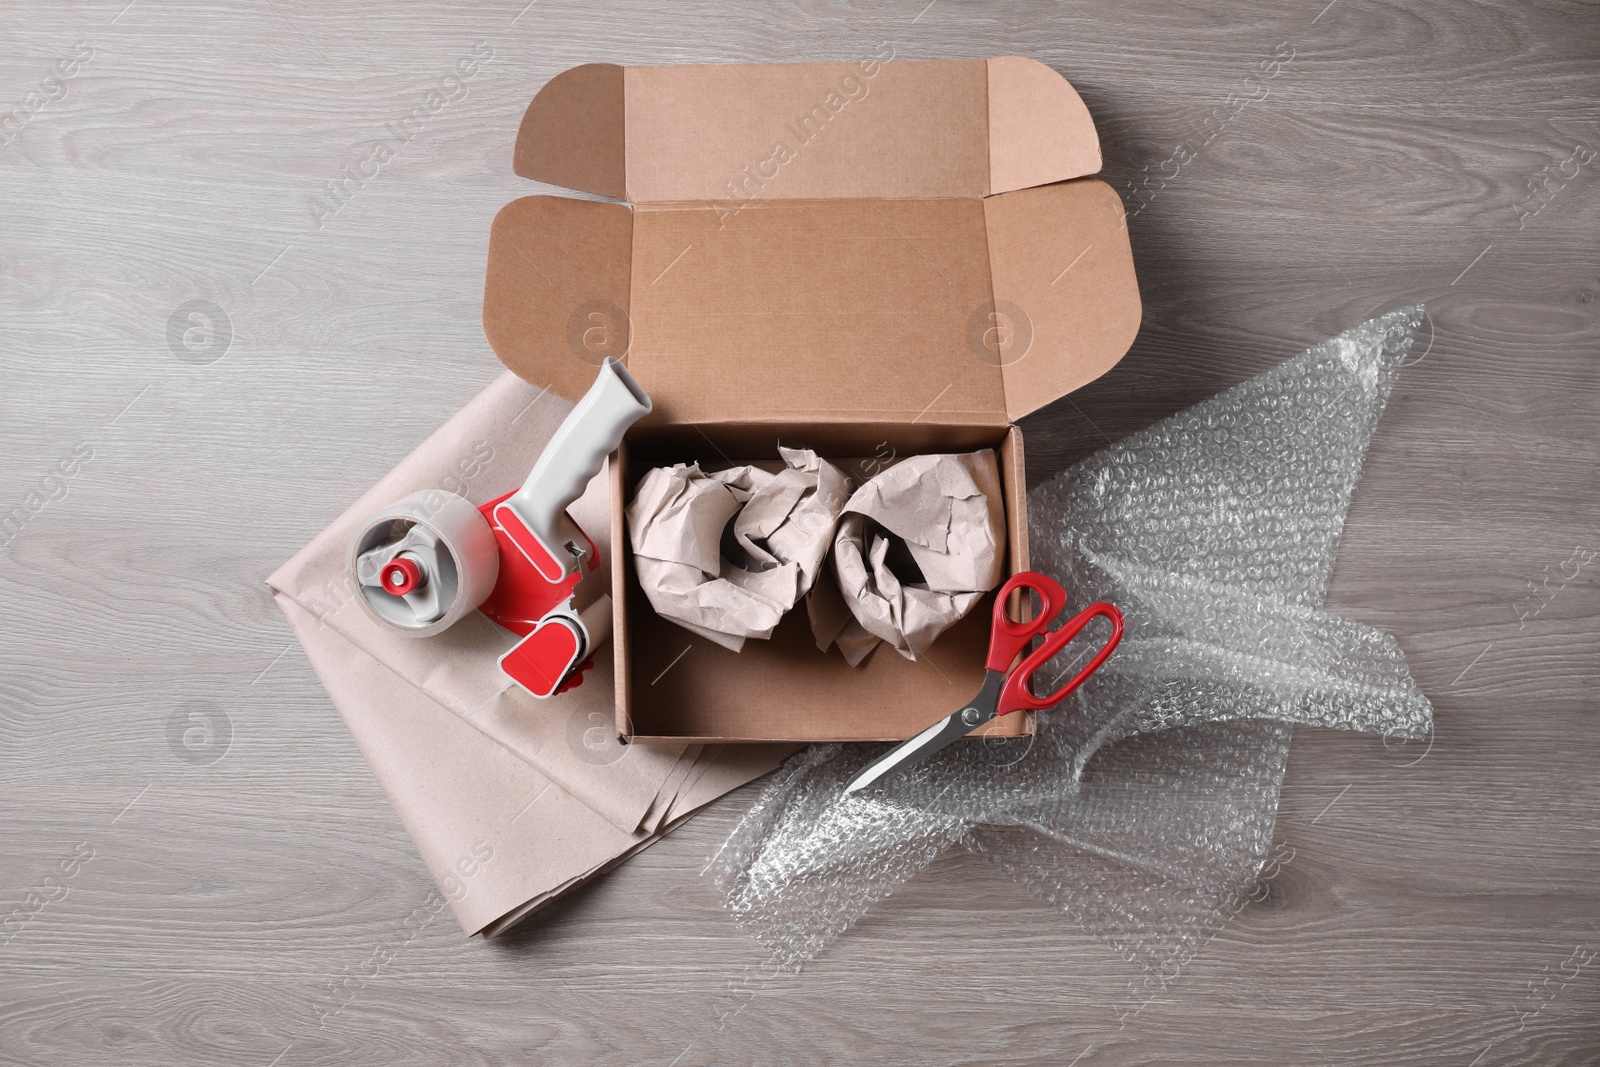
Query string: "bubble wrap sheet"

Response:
xmin=708 ymin=308 xmax=1434 ymax=977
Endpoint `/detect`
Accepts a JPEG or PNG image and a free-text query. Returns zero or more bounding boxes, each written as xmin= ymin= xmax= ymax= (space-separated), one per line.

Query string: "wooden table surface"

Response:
xmin=2 ymin=1 xmax=1596 ymax=1064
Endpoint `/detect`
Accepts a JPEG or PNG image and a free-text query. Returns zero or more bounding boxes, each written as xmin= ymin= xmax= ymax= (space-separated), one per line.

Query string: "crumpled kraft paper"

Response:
xmin=811 ymin=451 xmax=1004 ymax=665
xmin=266 ymin=370 xmax=792 ymax=936
xmin=627 ymin=447 xmax=851 ymax=652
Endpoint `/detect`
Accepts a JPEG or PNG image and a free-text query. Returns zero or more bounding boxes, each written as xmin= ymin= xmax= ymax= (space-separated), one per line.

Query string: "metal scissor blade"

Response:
xmin=842 ymin=712 xmax=973 ymax=795
xmin=842 ymin=671 xmax=1007 ymax=796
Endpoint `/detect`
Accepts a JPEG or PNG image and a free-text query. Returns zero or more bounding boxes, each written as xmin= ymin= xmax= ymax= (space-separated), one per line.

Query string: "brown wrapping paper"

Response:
xmin=626 ymin=447 xmax=850 ymax=651
xmin=267 ymin=371 xmax=791 ymax=936
xmin=812 ymin=451 xmax=1005 ymax=665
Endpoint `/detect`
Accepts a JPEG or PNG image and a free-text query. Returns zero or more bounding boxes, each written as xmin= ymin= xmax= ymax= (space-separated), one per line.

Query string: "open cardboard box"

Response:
xmin=483 ymin=56 xmax=1141 ymax=743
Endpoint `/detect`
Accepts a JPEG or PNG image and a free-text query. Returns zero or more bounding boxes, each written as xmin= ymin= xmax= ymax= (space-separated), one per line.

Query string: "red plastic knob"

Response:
xmin=380 ymin=556 xmax=423 ymax=596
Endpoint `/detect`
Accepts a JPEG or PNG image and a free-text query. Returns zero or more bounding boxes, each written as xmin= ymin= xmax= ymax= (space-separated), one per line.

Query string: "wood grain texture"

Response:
xmin=2 ymin=0 xmax=1597 ymax=1064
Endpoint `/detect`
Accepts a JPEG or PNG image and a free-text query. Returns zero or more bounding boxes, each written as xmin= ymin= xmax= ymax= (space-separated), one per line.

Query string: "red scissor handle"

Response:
xmin=985 ymin=571 xmax=1070 ymax=672
xmin=997 ymin=600 xmax=1124 ymax=716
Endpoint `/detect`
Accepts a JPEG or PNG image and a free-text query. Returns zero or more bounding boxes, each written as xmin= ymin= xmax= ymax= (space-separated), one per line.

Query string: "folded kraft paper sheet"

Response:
xmin=268 ymin=371 xmax=791 ymax=937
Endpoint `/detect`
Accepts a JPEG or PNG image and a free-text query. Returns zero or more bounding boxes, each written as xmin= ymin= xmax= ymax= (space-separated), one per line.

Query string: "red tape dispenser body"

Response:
xmin=349 ymin=358 xmax=650 ymax=699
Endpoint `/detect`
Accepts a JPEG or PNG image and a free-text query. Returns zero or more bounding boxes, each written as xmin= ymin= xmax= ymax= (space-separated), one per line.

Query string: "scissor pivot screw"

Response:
xmin=960 ymin=707 xmax=984 ymax=727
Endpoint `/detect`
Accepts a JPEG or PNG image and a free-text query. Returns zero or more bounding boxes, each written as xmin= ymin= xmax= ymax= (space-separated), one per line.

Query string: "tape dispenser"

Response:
xmin=349 ymin=358 xmax=651 ymax=698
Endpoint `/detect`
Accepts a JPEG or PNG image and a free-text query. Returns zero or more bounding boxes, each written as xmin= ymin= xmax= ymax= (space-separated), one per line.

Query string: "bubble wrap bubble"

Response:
xmin=708 ymin=307 xmax=1434 ymax=979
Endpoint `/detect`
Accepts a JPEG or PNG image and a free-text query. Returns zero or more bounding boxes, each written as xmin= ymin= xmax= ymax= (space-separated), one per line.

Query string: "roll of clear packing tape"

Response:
xmin=349 ymin=490 xmax=500 ymax=637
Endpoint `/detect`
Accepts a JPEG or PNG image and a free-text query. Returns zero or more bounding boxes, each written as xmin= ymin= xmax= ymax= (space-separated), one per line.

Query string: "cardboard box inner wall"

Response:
xmin=482 ymin=56 xmax=1142 ymax=743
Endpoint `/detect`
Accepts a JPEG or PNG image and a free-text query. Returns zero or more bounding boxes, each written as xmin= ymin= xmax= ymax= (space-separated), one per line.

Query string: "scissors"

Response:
xmin=842 ymin=571 xmax=1124 ymax=795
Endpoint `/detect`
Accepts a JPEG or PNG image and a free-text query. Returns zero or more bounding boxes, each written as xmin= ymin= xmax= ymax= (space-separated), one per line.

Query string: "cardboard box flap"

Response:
xmin=483 ymin=195 xmax=633 ymax=404
xmin=987 ymin=55 xmax=1102 ymax=195
xmin=515 ymin=63 xmax=626 ymax=201
xmin=490 ymin=57 xmax=1138 ymax=417
xmin=486 ymin=193 xmax=1014 ymax=421
xmin=986 ymin=180 xmax=1143 ymax=418
xmin=515 ymin=57 xmax=1102 ymax=202
xmin=485 ymin=183 xmax=1139 ymax=421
